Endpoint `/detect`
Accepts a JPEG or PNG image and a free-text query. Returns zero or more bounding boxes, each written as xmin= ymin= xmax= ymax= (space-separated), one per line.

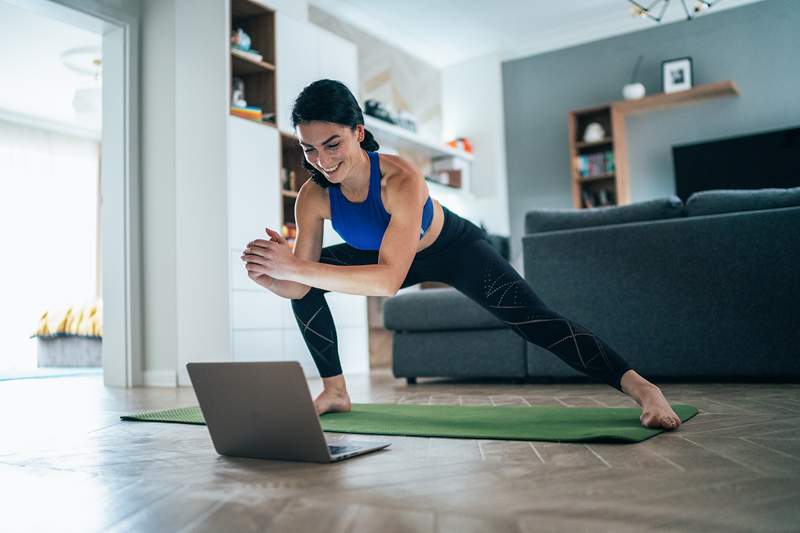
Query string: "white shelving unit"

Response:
xmin=228 ymin=2 xmax=368 ymax=377
xmin=364 ymin=115 xmax=473 ymax=162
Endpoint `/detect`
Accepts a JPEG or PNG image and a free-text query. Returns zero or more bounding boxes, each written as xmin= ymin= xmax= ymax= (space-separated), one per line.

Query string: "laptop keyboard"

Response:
xmin=328 ymin=444 xmax=362 ymax=455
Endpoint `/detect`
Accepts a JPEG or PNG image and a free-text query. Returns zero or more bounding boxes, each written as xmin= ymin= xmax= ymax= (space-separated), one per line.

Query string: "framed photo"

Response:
xmin=661 ymin=57 xmax=693 ymax=93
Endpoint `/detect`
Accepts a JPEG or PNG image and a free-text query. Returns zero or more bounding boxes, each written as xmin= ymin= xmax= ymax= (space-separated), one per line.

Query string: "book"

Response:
xmin=231 ymin=107 xmax=262 ymax=120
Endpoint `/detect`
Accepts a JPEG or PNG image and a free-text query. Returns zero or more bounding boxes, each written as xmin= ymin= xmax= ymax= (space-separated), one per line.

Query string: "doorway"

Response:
xmin=0 ymin=0 xmax=140 ymax=387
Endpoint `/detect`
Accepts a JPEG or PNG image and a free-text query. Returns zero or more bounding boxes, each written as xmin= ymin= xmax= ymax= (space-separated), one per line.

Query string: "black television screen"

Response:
xmin=672 ymin=126 xmax=800 ymax=202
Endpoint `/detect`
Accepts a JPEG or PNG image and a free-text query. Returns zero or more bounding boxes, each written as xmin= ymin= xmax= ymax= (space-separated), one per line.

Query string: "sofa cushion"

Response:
xmin=383 ymin=288 xmax=506 ymax=331
xmin=525 ymin=196 xmax=684 ymax=234
xmin=685 ymin=187 xmax=800 ymax=216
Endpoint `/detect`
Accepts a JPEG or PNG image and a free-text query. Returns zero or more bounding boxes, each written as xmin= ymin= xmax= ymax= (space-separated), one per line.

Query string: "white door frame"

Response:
xmin=11 ymin=0 xmax=142 ymax=387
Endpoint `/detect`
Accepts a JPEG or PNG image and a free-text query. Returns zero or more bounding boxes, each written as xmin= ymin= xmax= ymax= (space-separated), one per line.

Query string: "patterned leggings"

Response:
xmin=290 ymin=206 xmax=633 ymax=392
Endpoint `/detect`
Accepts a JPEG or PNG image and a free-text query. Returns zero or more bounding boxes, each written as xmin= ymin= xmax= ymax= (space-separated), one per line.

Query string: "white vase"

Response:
xmin=623 ymin=82 xmax=646 ymax=100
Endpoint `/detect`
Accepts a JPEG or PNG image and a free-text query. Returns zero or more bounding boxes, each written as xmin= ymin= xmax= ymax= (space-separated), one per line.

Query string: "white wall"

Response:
xmin=141 ymin=0 xmax=177 ymax=384
xmin=258 ymin=0 xmax=307 ymax=21
xmin=441 ymin=52 xmax=510 ymax=237
xmin=141 ymin=0 xmax=232 ymax=386
xmin=174 ymin=0 xmax=231 ymax=386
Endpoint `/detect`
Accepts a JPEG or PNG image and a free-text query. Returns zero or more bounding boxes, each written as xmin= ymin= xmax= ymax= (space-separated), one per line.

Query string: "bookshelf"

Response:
xmin=279 ymin=133 xmax=309 ymax=248
xmin=568 ymin=80 xmax=739 ymax=209
xmin=568 ymin=105 xmax=618 ymax=208
xmin=230 ymin=0 xmax=276 ymax=126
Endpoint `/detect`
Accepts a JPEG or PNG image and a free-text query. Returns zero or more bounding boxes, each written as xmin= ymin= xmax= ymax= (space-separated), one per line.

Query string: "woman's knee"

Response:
xmin=290 ymin=286 xmax=325 ymax=309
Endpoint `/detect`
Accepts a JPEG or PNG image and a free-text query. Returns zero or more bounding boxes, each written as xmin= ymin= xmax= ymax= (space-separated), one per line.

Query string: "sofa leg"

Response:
xmin=406 ymin=377 xmax=417 ymax=385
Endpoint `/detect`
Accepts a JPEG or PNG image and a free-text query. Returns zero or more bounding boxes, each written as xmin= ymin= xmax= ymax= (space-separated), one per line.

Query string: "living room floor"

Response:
xmin=2 ymin=369 xmax=798 ymax=532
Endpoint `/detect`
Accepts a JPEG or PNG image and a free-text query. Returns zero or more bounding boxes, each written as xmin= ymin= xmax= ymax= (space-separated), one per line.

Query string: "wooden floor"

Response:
xmin=2 ymin=369 xmax=799 ymax=532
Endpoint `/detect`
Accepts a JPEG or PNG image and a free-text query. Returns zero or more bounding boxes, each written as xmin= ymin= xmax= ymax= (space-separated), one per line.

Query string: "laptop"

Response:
xmin=186 ymin=361 xmax=391 ymax=463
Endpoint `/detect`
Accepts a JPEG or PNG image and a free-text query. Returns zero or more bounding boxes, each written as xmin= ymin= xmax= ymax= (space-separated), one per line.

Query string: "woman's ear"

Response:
xmin=355 ymin=124 xmax=365 ymax=143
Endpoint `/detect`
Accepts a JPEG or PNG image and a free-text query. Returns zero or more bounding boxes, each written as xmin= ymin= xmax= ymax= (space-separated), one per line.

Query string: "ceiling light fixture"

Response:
xmin=60 ymin=46 xmax=102 ymax=116
xmin=628 ymin=0 xmax=722 ymax=23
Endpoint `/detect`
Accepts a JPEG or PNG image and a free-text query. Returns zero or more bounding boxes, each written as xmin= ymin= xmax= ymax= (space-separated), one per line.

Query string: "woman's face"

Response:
xmin=296 ymin=121 xmax=365 ymax=184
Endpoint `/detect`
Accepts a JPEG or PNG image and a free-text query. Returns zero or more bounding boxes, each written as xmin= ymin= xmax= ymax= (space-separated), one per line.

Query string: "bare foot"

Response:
xmin=621 ymin=370 xmax=681 ymax=430
xmin=313 ymin=388 xmax=352 ymax=416
xmin=634 ymin=385 xmax=681 ymax=430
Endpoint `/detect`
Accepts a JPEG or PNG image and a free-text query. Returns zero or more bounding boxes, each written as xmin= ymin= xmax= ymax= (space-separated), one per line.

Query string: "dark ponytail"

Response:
xmin=291 ymin=79 xmax=379 ymax=188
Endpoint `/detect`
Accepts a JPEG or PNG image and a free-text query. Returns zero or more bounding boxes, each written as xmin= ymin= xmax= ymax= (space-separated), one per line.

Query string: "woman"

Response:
xmin=241 ymin=79 xmax=681 ymax=430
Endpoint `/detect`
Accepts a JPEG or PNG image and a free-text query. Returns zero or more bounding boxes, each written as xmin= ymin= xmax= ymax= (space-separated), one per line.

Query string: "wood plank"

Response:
xmin=612 ymin=80 xmax=739 ymax=115
xmin=2 ymin=370 xmax=799 ymax=532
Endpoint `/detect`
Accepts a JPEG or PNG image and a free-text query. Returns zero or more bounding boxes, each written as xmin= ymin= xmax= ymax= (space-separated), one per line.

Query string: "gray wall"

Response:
xmin=502 ymin=0 xmax=800 ymax=262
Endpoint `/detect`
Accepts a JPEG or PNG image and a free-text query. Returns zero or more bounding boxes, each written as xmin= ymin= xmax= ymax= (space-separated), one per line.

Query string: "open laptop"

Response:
xmin=186 ymin=361 xmax=390 ymax=463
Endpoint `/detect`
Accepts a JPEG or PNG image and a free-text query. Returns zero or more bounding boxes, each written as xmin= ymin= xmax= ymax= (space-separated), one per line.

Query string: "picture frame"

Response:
xmin=661 ymin=57 xmax=693 ymax=93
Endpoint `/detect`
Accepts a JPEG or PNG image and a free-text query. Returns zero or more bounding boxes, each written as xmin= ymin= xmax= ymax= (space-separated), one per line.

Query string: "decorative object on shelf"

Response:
xmin=628 ymin=0 xmax=721 ymax=23
xmin=232 ymin=77 xmax=246 ymax=108
xmin=364 ymin=99 xmax=394 ymax=124
xmin=281 ymin=167 xmax=290 ymax=190
xmin=622 ymin=55 xmax=646 ymax=100
xmin=230 ymin=28 xmax=263 ymax=61
xmin=582 ymin=122 xmax=606 ymax=143
xmin=445 ymin=137 xmax=473 ymax=154
xmin=596 ymin=187 xmax=615 ymax=206
xmin=231 ymin=27 xmax=251 ymax=50
xmin=580 ymin=187 xmax=616 ymax=208
xmin=394 ymin=110 xmax=418 ymax=133
xmin=662 ymin=57 xmax=693 ymax=93
xmin=364 ymin=99 xmax=419 ymax=133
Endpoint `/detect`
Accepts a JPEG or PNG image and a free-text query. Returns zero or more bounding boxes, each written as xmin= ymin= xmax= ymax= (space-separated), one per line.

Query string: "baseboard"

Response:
xmin=142 ymin=370 xmax=177 ymax=387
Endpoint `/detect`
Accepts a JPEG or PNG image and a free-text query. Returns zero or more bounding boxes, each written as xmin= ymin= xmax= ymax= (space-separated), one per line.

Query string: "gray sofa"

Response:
xmin=383 ymin=187 xmax=800 ymax=384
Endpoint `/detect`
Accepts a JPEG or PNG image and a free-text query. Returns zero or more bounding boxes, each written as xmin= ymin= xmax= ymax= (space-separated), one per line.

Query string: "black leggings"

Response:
xmin=290 ymin=206 xmax=633 ymax=392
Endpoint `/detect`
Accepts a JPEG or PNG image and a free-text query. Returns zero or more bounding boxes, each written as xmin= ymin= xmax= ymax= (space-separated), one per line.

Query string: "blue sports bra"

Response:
xmin=328 ymin=151 xmax=434 ymax=251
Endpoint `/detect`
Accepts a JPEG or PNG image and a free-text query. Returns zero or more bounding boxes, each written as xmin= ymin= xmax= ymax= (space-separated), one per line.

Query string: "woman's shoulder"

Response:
xmin=297 ymin=178 xmax=331 ymax=220
xmin=377 ymin=153 xmax=419 ymax=179
xmin=376 ymin=154 xmax=425 ymax=196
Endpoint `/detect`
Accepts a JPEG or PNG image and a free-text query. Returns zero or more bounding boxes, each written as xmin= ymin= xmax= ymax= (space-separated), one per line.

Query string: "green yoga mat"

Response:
xmin=121 ymin=403 xmax=698 ymax=443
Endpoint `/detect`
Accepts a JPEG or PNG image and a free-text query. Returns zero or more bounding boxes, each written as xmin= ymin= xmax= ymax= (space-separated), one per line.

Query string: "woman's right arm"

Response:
xmin=262 ymin=181 xmax=324 ymax=300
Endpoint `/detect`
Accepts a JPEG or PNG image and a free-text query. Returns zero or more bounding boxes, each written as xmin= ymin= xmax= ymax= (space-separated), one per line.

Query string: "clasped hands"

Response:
xmin=241 ymin=227 xmax=299 ymax=281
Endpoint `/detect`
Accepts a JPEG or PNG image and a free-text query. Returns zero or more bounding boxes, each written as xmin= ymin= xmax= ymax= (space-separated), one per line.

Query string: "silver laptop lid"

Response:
xmin=186 ymin=361 xmax=331 ymax=462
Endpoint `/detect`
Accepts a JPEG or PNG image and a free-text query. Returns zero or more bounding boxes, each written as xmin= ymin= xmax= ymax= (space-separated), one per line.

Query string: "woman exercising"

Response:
xmin=241 ymin=79 xmax=681 ymax=430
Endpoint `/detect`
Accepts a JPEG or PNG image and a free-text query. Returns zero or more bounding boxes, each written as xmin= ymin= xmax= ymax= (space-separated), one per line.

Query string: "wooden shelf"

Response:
xmin=568 ymin=80 xmax=740 ymax=209
xmin=612 ymin=80 xmax=739 ymax=115
xmin=364 ymin=115 xmax=473 ymax=162
xmin=229 ymin=0 xmax=275 ymax=132
xmin=231 ymin=49 xmax=275 ymax=74
xmin=281 ymin=190 xmax=298 ymax=198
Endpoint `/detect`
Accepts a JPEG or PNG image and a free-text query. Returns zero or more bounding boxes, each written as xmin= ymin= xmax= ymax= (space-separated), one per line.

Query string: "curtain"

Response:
xmin=0 ymin=119 xmax=99 ymax=370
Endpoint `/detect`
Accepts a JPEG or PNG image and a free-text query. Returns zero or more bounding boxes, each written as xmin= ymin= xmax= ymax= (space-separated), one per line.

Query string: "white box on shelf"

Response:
xmin=431 ymin=155 xmax=470 ymax=189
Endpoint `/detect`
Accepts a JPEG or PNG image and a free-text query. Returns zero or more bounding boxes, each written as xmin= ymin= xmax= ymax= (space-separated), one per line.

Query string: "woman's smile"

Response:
xmin=321 ymin=161 xmax=342 ymax=175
